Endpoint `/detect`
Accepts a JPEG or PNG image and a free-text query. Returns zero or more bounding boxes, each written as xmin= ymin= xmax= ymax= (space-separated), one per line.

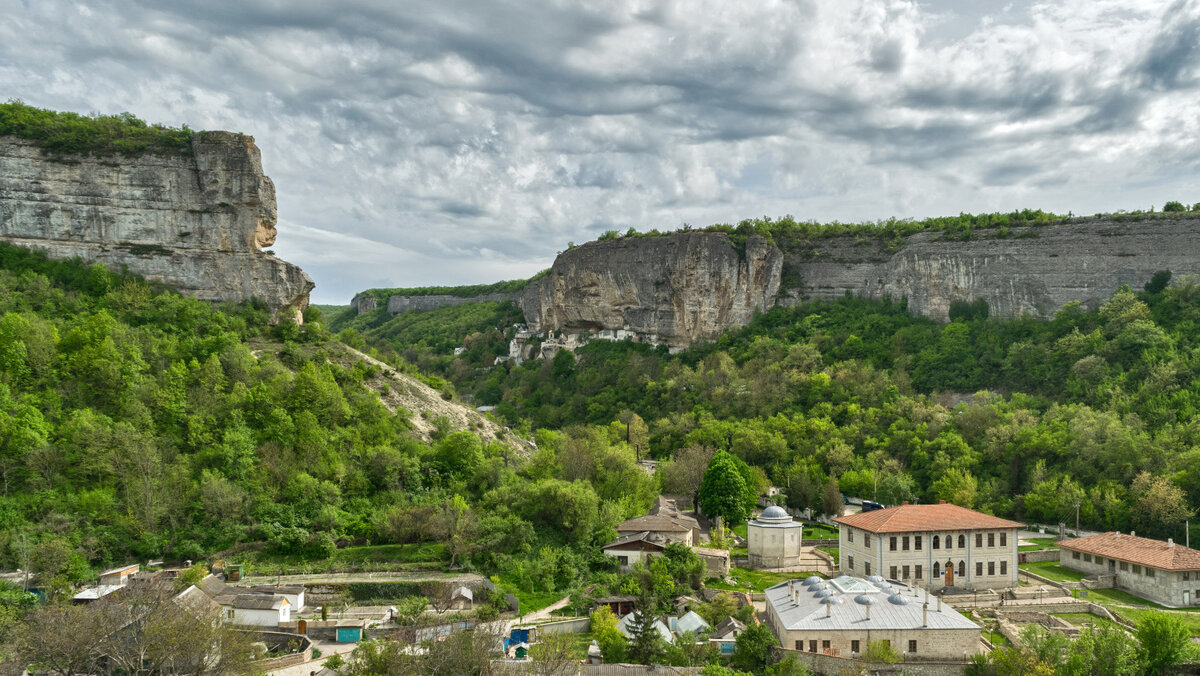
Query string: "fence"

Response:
xmin=246 ymin=631 xmax=313 ymax=671
xmin=497 ymin=663 xmax=702 ymax=675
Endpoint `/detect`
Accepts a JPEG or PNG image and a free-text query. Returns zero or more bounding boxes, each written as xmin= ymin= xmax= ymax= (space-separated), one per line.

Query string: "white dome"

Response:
xmin=758 ymin=506 xmax=790 ymax=521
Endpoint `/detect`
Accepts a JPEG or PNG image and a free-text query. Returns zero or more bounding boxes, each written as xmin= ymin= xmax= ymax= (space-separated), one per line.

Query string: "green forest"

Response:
xmin=334 ymin=267 xmax=1200 ymax=544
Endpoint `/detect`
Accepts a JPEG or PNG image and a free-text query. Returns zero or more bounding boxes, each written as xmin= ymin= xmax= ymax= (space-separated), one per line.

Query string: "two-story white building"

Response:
xmin=835 ymin=502 xmax=1021 ymax=591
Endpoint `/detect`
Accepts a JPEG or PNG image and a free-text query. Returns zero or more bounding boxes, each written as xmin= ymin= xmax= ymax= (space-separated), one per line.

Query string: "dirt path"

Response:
xmin=241 ymin=571 xmax=488 ymax=584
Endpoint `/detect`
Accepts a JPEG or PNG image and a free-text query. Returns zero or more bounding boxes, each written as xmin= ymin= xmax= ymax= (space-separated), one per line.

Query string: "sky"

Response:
xmin=2 ymin=0 xmax=1199 ymax=304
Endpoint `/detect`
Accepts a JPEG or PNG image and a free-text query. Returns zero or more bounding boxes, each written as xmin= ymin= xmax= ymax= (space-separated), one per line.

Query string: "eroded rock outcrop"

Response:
xmin=781 ymin=216 xmax=1200 ymax=320
xmin=0 ymin=132 xmax=313 ymax=320
xmin=520 ymin=233 xmax=784 ymax=349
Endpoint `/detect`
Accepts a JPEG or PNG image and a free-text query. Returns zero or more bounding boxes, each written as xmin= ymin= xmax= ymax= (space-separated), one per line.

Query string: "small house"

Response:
xmin=594 ymin=595 xmax=637 ymax=618
xmin=99 ymin=564 xmax=140 ymax=587
xmin=449 ymin=586 xmax=474 ymax=610
xmin=513 ymin=642 xmax=529 ymax=659
xmin=250 ymin=584 xmax=306 ymax=612
xmin=617 ymin=611 xmax=673 ymax=643
xmin=73 ymin=584 xmax=123 ymax=603
xmin=602 ymin=531 xmax=667 ymax=572
xmin=214 ymin=594 xmax=291 ymax=627
xmin=670 ymin=610 xmax=710 ymax=636
xmin=709 ymin=617 xmax=745 ymax=656
xmin=336 ymin=620 xmax=364 ymax=643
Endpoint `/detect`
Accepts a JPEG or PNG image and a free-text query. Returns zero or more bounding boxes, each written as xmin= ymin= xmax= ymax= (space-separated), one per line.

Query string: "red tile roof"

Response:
xmin=834 ymin=503 xmax=1022 ymax=533
xmin=1057 ymin=532 xmax=1200 ymax=571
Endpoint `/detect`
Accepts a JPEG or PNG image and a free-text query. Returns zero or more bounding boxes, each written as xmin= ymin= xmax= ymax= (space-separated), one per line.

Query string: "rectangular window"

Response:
xmin=1000 ymin=532 xmax=1007 ymax=547
xmin=890 ymin=536 xmax=897 ymax=551
xmin=976 ymin=533 xmax=983 ymax=548
xmin=848 ymin=555 xmax=854 ymax=571
xmin=1000 ymin=561 xmax=1008 ymax=575
xmin=890 ymin=565 xmax=898 ymax=580
xmin=988 ymin=561 xmax=995 ymax=576
xmin=1084 ymin=554 xmax=1092 ymax=563
xmin=1147 ymin=568 xmax=1156 ymax=578
xmin=617 ymin=556 xmax=628 ymax=566
xmin=1120 ymin=562 xmax=1128 ymax=571
xmin=809 ymin=640 xmax=817 ymax=653
xmin=915 ymin=535 xmax=922 ymax=550
xmin=903 ymin=565 xmax=910 ymax=579
xmin=865 ymin=562 xmax=871 ymax=576
xmin=916 ymin=564 xmax=923 ymax=580
xmin=795 ymin=640 xmax=802 ymax=650
xmin=851 ymin=640 xmax=860 ymax=653
xmin=976 ymin=561 xmax=983 ymax=577
xmin=1133 ymin=565 xmax=1142 ymax=575
xmin=848 ymin=530 xmax=854 ymax=543
xmin=822 ymin=640 xmax=830 ymax=651
xmin=902 ymin=536 xmax=910 ymax=551
xmin=1184 ymin=572 xmax=1191 ymax=581
xmin=1073 ymin=552 xmax=1081 ymax=560
xmin=865 ymin=534 xmax=871 ymax=547
xmin=908 ymin=640 xmax=917 ymax=653
xmin=988 ymin=533 xmax=995 ymax=547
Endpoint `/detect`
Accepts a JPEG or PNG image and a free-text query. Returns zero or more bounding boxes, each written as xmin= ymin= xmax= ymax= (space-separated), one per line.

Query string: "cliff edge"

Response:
xmin=0 ymin=131 xmax=313 ymax=320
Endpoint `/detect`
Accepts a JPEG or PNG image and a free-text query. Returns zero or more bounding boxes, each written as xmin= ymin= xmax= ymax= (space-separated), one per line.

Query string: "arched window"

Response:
xmin=933 ymin=562 xmax=940 ymax=577
xmin=958 ymin=534 xmax=966 ymax=549
xmin=958 ymin=560 xmax=966 ymax=577
xmin=932 ymin=535 xmax=940 ymax=549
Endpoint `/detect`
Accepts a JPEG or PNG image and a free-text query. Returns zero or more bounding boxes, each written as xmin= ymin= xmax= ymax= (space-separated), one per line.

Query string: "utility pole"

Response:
xmin=1074 ymin=499 xmax=1081 ymax=534
xmin=1188 ymin=520 xmax=1191 ymax=549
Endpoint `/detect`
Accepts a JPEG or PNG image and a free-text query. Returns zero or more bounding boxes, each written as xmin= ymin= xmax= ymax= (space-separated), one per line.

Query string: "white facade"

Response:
xmin=748 ymin=506 xmax=804 ymax=569
xmin=839 ymin=525 xmax=1019 ymax=591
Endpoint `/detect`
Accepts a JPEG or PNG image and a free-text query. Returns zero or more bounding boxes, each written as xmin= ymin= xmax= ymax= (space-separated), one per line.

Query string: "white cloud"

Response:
xmin=1 ymin=0 xmax=1198 ymax=303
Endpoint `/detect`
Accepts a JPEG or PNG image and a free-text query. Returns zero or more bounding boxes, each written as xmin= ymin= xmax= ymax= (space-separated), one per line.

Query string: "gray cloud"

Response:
xmin=1 ymin=0 xmax=1197 ymax=303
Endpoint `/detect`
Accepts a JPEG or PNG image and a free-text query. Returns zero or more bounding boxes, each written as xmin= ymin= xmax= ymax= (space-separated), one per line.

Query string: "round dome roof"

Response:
xmin=812 ymin=589 xmax=833 ymax=599
xmin=854 ymin=594 xmax=875 ymax=605
xmin=759 ymin=506 xmax=789 ymax=520
xmin=802 ymin=577 xmax=823 ymax=587
xmin=887 ymin=594 xmax=909 ymax=605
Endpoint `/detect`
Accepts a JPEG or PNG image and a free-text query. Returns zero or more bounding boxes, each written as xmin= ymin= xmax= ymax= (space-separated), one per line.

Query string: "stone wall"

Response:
xmin=774 ymin=647 xmax=973 ymax=676
xmin=0 ymin=133 xmax=313 ymax=320
xmin=1060 ymin=548 xmax=1200 ymax=607
xmin=1019 ymin=549 xmax=1061 ymax=563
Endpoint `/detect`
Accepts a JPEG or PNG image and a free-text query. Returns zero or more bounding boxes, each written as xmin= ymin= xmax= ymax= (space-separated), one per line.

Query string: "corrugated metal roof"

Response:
xmin=766 ymin=575 xmax=978 ymax=631
xmin=674 ymin=610 xmax=710 ymax=635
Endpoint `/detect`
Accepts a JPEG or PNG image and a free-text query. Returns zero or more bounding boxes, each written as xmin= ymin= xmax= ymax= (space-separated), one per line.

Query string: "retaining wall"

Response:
xmin=774 ymin=647 xmax=970 ymax=676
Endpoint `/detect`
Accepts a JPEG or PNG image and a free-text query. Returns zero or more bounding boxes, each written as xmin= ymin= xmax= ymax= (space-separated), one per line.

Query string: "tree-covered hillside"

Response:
xmin=0 ymin=245 xmax=656 ymax=603
xmin=347 ymin=268 xmax=1200 ymax=542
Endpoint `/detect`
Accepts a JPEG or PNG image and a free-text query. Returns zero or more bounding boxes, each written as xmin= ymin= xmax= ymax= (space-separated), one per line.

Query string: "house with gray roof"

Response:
xmin=765 ymin=575 xmax=981 ymax=660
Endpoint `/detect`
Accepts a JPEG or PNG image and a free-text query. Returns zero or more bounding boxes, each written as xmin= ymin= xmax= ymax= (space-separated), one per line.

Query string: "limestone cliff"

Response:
xmin=0 ymin=132 xmax=313 ymax=320
xmin=520 ymin=233 xmax=784 ymax=348
xmin=781 ymin=216 xmax=1200 ymax=320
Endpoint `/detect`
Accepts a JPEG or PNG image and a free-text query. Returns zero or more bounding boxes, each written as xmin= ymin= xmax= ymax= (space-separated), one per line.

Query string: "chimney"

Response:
xmin=939 ymin=500 xmax=946 ymax=504
xmin=865 ymin=603 xmax=871 ymax=621
xmin=923 ymin=601 xmax=929 ymax=627
xmin=1131 ymin=531 xmax=1136 ymax=537
xmin=826 ymin=601 xmax=831 ymax=618
xmin=937 ymin=594 xmax=943 ymax=612
xmin=902 ymin=501 xmax=909 ymax=506
xmin=1169 ymin=538 xmax=1175 ymax=548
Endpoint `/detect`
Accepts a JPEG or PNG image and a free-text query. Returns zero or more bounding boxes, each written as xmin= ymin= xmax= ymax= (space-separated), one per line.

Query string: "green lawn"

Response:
xmin=817 ymin=546 xmax=839 ymax=565
xmin=1019 ymin=537 xmax=1060 ymax=551
xmin=732 ymin=524 xmax=748 ymax=539
xmin=804 ymin=523 xmax=839 ymax=540
xmin=1019 ymin=561 xmax=1085 ymax=582
xmin=496 ymin=577 xmax=567 ymax=617
xmin=706 ymin=567 xmax=821 ymax=592
xmin=569 ymin=632 xmax=595 ymax=659
xmin=983 ymin=630 xmax=1011 ymax=647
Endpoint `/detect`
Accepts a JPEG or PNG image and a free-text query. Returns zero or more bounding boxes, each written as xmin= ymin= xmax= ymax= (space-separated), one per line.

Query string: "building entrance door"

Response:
xmin=297 ymin=619 xmax=307 ymax=634
xmin=1109 ymin=560 xmax=1116 ymax=573
xmin=945 ymin=561 xmax=954 ymax=586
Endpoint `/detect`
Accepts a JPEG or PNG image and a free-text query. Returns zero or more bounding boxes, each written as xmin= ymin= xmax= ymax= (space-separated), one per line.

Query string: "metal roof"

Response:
xmin=766 ymin=575 xmax=978 ymax=632
xmin=99 ymin=564 xmax=140 ymax=577
xmin=73 ymin=584 xmax=123 ymax=601
xmin=214 ymin=594 xmax=288 ymax=610
xmin=673 ymin=610 xmax=710 ymax=635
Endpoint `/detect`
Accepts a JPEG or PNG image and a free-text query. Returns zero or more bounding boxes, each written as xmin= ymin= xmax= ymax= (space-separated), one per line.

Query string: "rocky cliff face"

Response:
xmin=783 ymin=217 xmax=1200 ymax=320
xmin=0 ymin=132 xmax=313 ymax=320
xmin=517 ymin=215 xmax=1200 ymax=347
xmin=520 ymin=233 xmax=784 ymax=348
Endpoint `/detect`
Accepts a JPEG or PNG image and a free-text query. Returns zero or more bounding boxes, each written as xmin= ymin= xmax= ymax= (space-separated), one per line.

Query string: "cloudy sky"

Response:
xmin=3 ymin=0 xmax=1199 ymax=303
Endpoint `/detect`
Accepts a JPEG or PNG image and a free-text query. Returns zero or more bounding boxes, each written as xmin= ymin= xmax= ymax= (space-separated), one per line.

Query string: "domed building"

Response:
xmin=747 ymin=505 xmax=804 ymax=568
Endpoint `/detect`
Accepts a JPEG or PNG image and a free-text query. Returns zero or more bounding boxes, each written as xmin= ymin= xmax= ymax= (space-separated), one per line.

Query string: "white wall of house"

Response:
xmin=1061 ymin=550 xmax=1200 ymax=607
xmin=225 ymin=605 xmax=289 ymax=627
xmin=839 ymin=526 xmax=1019 ymax=591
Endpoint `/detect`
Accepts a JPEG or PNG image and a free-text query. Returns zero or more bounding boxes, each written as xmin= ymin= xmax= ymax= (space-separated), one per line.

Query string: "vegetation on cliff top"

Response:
xmin=0 ymin=101 xmax=194 ymax=157
xmin=353 ymin=269 xmax=550 ymax=305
